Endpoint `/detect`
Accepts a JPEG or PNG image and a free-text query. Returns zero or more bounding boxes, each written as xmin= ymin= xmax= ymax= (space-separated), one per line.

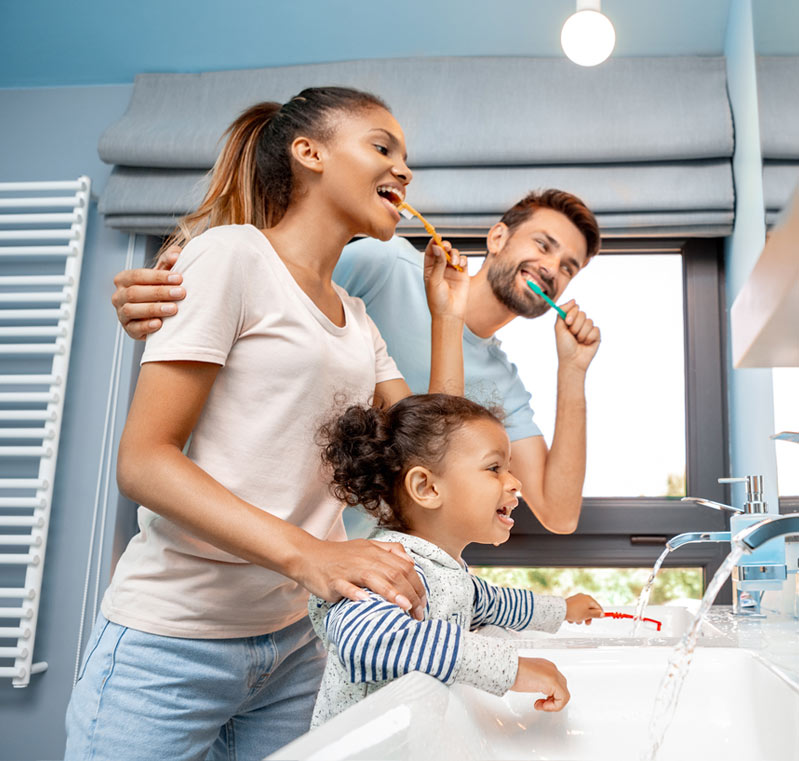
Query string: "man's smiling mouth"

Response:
xmin=519 ymin=266 xmax=551 ymax=297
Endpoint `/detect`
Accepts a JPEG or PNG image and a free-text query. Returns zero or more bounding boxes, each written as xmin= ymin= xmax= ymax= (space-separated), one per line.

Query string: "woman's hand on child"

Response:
xmin=423 ymin=238 xmax=470 ymax=321
xmin=512 ymin=657 xmax=570 ymax=712
xmin=298 ymin=538 xmax=427 ymax=620
xmin=565 ymin=593 xmax=604 ymax=624
xmin=111 ymin=244 xmax=184 ymax=340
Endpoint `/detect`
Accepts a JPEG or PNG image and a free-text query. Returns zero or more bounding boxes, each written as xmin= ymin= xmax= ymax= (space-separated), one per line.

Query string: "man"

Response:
xmin=112 ymin=189 xmax=601 ymax=534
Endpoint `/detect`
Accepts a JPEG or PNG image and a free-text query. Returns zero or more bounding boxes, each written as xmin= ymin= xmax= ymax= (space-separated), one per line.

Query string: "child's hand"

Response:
xmin=565 ymin=593 xmax=604 ymax=624
xmin=511 ymin=657 xmax=570 ymax=711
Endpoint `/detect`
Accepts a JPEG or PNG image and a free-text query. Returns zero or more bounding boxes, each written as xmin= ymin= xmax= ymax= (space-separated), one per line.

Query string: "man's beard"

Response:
xmin=486 ymin=256 xmax=552 ymax=319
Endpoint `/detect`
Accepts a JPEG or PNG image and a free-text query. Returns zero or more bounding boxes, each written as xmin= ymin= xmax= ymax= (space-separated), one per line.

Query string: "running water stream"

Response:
xmin=640 ymin=544 xmax=746 ymax=761
xmin=632 ymin=547 xmax=671 ymax=636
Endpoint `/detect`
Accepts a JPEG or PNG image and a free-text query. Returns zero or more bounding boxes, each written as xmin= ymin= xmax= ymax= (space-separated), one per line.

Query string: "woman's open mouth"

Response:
xmin=496 ymin=504 xmax=516 ymax=528
xmin=377 ymin=185 xmax=405 ymax=219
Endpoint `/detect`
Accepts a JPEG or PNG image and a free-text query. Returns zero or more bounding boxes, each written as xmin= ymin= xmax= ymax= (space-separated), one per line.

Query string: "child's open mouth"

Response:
xmin=496 ymin=504 xmax=515 ymax=528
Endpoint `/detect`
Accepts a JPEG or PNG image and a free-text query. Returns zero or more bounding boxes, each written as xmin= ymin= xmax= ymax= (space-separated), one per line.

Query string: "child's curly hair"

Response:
xmin=318 ymin=394 xmax=504 ymax=529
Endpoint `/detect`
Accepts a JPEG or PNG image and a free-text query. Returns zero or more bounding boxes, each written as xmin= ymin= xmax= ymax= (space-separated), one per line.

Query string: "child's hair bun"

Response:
xmin=319 ymin=404 xmax=402 ymax=525
xmin=319 ymin=394 xmax=504 ymax=528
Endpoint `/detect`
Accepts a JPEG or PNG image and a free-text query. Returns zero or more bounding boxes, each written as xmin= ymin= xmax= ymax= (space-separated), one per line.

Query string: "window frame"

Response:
xmin=405 ymin=236 xmax=733 ymax=601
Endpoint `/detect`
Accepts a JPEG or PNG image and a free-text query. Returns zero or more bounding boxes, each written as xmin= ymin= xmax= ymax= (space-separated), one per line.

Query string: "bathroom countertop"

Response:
xmin=503 ymin=605 xmax=799 ymax=694
xmin=701 ymin=606 xmax=799 ymax=690
xmin=270 ymin=606 xmax=799 ymax=761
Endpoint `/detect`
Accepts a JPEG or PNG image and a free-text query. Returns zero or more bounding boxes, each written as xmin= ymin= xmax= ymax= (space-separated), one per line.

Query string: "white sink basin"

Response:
xmin=268 ymin=647 xmax=799 ymax=761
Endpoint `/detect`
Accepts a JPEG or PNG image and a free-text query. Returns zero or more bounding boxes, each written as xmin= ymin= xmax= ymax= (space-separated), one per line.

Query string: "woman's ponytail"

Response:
xmin=161 ymin=87 xmax=388 ymax=256
xmin=162 ymin=102 xmax=279 ymax=252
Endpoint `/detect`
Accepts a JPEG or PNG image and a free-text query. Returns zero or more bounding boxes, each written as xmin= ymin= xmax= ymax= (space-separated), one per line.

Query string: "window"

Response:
xmin=421 ymin=237 xmax=731 ymax=601
xmin=470 ymin=566 xmax=703 ymax=606
xmin=468 ymin=253 xmax=687 ymax=497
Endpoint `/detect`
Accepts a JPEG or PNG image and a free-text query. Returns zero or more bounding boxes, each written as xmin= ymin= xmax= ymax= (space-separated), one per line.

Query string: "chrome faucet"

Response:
xmin=680 ymin=497 xmax=742 ymax=513
xmin=729 ymin=514 xmax=799 ymax=619
xmin=666 ymin=531 xmax=731 ymax=551
xmin=681 ymin=475 xmax=786 ymax=616
xmin=681 ymin=475 xmax=766 ymax=514
xmin=734 ymin=513 xmax=799 ymax=551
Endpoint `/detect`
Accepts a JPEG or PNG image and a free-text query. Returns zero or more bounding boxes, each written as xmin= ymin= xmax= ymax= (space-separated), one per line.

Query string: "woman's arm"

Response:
xmin=118 ymin=360 xmax=427 ymax=618
xmin=373 ymin=242 xmax=469 ymax=409
xmin=424 ymin=242 xmax=469 ymax=395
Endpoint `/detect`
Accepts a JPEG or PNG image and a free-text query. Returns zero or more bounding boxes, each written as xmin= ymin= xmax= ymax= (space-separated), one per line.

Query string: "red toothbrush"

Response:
xmin=602 ymin=611 xmax=662 ymax=632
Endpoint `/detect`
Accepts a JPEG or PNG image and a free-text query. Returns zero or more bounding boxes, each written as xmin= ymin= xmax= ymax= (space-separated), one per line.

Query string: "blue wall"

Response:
xmin=0 ymin=0 xmax=733 ymax=87
xmin=0 ymin=0 xmax=787 ymax=757
xmin=723 ymin=0 xmax=779 ymax=512
xmin=753 ymin=0 xmax=799 ymax=54
xmin=0 ymin=84 xmax=147 ymax=760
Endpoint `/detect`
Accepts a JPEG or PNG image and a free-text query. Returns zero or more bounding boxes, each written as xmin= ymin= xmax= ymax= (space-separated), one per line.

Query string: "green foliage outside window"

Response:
xmin=470 ymin=566 xmax=703 ymax=607
xmin=663 ymin=470 xmax=686 ymax=497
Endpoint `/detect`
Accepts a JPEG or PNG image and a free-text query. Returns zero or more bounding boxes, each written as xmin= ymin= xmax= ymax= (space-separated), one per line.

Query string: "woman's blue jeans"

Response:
xmin=64 ymin=613 xmax=326 ymax=761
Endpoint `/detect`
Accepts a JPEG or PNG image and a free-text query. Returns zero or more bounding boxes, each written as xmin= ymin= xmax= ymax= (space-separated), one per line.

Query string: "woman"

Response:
xmin=65 ymin=87 xmax=468 ymax=761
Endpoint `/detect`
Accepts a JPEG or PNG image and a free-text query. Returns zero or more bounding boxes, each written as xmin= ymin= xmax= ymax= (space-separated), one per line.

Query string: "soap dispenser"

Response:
xmin=721 ymin=475 xmax=787 ymax=615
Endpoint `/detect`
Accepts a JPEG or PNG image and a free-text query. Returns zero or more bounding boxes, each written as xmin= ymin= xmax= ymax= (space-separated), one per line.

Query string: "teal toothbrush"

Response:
xmin=526 ymin=280 xmax=567 ymax=319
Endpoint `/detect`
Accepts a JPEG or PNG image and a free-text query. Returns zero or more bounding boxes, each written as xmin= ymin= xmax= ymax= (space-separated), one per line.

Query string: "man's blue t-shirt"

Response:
xmin=333 ymin=236 xmax=541 ymax=442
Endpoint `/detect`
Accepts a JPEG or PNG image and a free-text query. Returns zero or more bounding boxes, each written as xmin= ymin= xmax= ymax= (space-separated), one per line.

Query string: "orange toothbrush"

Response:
xmin=396 ymin=200 xmax=464 ymax=272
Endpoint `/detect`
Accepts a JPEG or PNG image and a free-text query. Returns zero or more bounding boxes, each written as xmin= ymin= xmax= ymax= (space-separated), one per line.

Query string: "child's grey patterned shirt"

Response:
xmin=308 ymin=528 xmax=567 ymax=726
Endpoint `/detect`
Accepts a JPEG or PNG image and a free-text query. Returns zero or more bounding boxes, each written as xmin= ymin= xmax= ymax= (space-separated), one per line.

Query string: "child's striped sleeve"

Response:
xmin=470 ymin=575 xmax=566 ymax=633
xmin=318 ymin=566 xmax=519 ymax=696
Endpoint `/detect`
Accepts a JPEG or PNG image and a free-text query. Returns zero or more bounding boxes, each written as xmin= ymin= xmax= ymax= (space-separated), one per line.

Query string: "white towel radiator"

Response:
xmin=0 ymin=177 xmax=90 ymax=687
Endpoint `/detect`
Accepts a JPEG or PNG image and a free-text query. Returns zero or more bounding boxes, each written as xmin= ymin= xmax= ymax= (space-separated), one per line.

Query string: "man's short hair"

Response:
xmin=499 ymin=189 xmax=601 ymax=260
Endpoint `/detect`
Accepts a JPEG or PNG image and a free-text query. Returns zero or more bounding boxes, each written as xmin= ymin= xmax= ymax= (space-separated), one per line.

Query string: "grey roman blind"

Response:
xmin=98 ymin=56 xmax=734 ymax=237
xmin=757 ymin=57 xmax=799 ymax=226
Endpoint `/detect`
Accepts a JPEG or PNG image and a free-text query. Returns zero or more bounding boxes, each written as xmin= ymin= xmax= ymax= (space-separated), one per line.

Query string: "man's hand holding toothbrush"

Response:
xmin=554 ymin=299 xmax=601 ymax=373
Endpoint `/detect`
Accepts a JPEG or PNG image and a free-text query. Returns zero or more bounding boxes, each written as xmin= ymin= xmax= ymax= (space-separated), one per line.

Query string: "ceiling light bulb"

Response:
xmin=561 ymin=9 xmax=616 ymax=67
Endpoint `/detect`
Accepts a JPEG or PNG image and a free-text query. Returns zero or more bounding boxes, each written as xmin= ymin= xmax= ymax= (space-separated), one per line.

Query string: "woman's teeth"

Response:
xmin=376 ymin=185 xmax=404 ymax=206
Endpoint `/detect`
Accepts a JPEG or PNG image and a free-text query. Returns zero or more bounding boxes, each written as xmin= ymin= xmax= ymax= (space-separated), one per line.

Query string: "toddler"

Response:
xmin=308 ymin=393 xmax=603 ymax=726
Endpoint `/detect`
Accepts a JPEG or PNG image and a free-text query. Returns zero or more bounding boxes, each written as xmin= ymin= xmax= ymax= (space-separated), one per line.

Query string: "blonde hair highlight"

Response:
xmin=161 ymin=102 xmax=276 ymax=253
xmin=159 ymin=87 xmax=389 ymax=257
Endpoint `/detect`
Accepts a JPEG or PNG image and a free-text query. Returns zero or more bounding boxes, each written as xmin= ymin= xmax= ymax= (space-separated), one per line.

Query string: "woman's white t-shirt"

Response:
xmin=101 ymin=224 xmax=403 ymax=638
